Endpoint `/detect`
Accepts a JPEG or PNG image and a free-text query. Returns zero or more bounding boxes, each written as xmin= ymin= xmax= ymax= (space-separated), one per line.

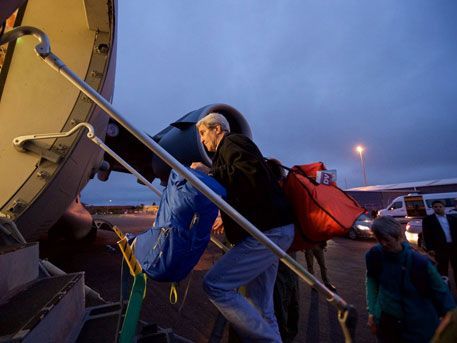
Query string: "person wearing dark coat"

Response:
xmin=422 ymin=200 xmax=457 ymax=286
xmin=192 ymin=113 xmax=294 ymax=342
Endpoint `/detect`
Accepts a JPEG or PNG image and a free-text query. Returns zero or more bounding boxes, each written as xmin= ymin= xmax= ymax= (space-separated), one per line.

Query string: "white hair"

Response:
xmin=196 ymin=112 xmax=231 ymax=133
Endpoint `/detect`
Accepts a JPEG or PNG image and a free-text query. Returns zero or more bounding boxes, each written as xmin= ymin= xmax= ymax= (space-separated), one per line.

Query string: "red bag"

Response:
xmin=283 ymin=162 xmax=365 ymax=251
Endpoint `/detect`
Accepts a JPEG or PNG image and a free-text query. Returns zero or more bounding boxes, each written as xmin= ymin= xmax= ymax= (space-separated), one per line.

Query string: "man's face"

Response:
xmin=198 ymin=124 xmax=221 ymax=152
xmin=432 ymin=202 xmax=446 ymax=215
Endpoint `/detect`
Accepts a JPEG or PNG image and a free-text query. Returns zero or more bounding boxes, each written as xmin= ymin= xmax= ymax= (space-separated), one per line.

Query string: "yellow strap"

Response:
xmin=117 ymin=237 xmax=142 ymax=277
xmin=111 ymin=225 xmax=142 ymax=277
xmin=169 ymin=283 xmax=178 ymax=304
xmin=337 ymin=309 xmax=352 ymax=343
xmin=112 ymin=225 xmax=125 ymax=240
xmin=141 ymin=273 xmax=148 ymax=299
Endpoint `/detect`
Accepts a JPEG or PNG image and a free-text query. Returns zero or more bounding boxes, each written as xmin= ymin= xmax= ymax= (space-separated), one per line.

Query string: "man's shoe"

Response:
xmin=324 ymin=282 xmax=337 ymax=293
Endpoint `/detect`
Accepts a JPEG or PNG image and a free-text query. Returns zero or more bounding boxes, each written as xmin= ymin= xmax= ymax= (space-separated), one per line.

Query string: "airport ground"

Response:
xmin=39 ymin=213 xmax=456 ymax=342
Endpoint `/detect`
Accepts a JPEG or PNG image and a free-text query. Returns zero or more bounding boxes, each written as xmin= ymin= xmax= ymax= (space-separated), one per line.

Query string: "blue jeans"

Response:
xmin=203 ymin=223 xmax=295 ymax=342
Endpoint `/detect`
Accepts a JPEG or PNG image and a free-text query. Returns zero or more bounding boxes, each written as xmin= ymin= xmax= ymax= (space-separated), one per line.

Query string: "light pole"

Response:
xmin=355 ymin=145 xmax=367 ymax=186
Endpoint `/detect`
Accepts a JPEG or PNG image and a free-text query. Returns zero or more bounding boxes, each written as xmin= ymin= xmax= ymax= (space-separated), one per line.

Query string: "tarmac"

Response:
xmin=38 ymin=213 xmax=448 ymax=342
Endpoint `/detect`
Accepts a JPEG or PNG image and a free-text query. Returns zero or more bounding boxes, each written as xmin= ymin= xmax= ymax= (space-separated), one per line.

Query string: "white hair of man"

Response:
xmin=196 ymin=112 xmax=231 ymax=133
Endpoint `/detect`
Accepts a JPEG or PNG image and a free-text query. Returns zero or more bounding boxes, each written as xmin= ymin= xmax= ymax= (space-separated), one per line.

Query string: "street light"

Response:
xmin=355 ymin=145 xmax=368 ymax=186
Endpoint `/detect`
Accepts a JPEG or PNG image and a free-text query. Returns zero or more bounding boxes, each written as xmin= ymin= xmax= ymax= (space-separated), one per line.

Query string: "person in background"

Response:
xmin=371 ymin=209 xmax=378 ymax=219
xmin=366 ymin=216 xmax=455 ymax=342
xmin=304 ymin=242 xmax=337 ymax=292
xmin=422 ymin=200 xmax=457 ymax=287
xmin=192 ymin=113 xmax=295 ymax=342
xmin=266 ymin=158 xmax=300 ymax=343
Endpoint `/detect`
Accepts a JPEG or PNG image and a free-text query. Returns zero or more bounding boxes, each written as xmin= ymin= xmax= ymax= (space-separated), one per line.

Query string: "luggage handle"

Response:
xmin=287 ymin=165 xmax=320 ymax=185
xmin=263 ymin=158 xmax=319 ymax=186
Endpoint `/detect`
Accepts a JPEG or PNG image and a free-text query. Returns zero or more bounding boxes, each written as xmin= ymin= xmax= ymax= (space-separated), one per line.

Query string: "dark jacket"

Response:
xmin=422 ymin=214 xmax=457 ymax=251
xmin=211 ymin=133 xmax=293 ymax=244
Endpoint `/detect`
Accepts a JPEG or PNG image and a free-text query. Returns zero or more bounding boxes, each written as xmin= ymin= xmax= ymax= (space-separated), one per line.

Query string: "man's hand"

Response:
xmin=190 ymin=162 xmax=210 ymax=174
xmin=212 ymin=215 xmax=224 ymax=235
xmin=428 ymin=250 xmax=436 ymax=257
xmin=367 ymin=314 xmax=377 ymax=335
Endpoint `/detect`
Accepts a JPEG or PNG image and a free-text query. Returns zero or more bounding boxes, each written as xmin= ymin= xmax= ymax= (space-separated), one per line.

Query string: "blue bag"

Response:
xmin=132 ymin=168 xmax=225 ymax=282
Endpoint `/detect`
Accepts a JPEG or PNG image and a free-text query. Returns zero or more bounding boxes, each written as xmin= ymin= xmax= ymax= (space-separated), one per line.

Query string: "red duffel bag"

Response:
xmin=283 ymin=162 xmax=365 ymax=251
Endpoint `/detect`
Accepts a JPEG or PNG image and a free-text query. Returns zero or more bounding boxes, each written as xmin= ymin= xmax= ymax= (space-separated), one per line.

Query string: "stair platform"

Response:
xmin=0 ymin=243 xmax=39 ymax=299
xmin=76 ymin=303 xmax=121 ymax=342
xmin=0 ymin=273 xmax=85 ymax=342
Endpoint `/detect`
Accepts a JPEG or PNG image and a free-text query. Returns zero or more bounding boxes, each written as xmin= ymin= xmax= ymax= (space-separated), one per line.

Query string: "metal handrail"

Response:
xmin=0 ymin=26 xmax=50 ymax=57
xmin=13 ymin=122 xmax=162 ymax=197
xmin=3 ymin=26 xmax=356 ymax=341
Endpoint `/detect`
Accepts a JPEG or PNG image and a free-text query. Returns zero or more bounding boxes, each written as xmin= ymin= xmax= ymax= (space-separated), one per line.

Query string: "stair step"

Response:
xmin=0 ymin=273 xmax=85 ymax=342
xmin=0 ymin=243 xmax=39 ymax=300
xmin=137 ymin=327 xmax=177 ymax=343
xmin=76 ymin=303 xmax=121 ymax=342
xmin=76 ymin=303 xmax=193 ymax=342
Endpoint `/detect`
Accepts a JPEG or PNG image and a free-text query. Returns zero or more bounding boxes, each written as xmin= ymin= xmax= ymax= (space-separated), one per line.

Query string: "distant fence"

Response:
xmin=85 ymin=204 xmax=158 ymax=215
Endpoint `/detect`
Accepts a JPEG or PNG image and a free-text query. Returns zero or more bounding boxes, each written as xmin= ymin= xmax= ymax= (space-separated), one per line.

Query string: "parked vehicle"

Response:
xmin=347 ymin=214 xmax=374 ymax=240
xmin=404 ymin=210 xmax=457 ymax=247
xmin=377 ymin=192 xmax=457 ymax=222
xmin=405 ymin=219 xmax=423 ymax=247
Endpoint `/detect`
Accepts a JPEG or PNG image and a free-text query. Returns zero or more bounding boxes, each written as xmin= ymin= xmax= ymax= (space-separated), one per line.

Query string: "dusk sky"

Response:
xmin=82 ymin=1 xmax=457 ymax=205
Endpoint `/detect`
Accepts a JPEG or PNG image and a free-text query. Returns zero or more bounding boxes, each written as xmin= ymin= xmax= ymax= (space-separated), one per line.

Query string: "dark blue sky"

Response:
xmin=82 ymin=0 xmax=457 ymax=205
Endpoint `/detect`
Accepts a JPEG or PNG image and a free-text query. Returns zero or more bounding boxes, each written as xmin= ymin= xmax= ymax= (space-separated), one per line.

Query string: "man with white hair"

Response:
xmin=192 ymin=112 xmax=294 ymax=342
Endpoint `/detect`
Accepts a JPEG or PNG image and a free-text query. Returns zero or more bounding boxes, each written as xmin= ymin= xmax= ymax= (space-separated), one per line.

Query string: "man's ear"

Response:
xmin=214 ymin=125 xmax=223 ymax=134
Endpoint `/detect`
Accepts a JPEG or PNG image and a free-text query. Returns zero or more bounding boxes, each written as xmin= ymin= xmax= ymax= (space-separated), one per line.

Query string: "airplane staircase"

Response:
xmin=0 ymin=239 xmax=191 ymax=342
xmin=0 ymin=243 xmax=85 ymax=342
xmin=0 ymin=25 xmax=357 ymax=342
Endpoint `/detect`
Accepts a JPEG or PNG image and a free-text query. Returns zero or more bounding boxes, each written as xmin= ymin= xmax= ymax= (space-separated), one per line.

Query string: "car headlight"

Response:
xmin=405 ymin=231 xmax=418 ymax=244
xmin=356 ymin=224 xmax=371 ymax=231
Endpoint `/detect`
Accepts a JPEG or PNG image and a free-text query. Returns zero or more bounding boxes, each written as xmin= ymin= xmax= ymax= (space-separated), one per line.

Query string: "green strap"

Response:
xmin=119 ymin=273 xmax=147 ymax=343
